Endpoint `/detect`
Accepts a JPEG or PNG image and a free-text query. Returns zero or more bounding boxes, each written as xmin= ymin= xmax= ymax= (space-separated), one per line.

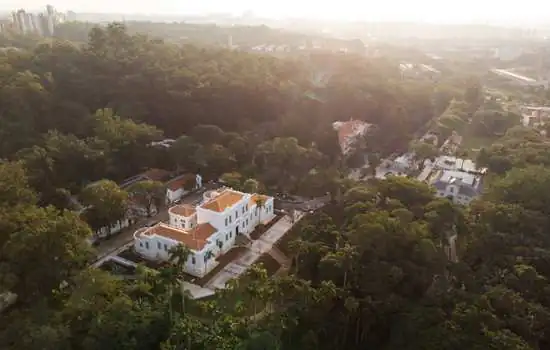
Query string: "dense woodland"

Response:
xmin=1 ymin=22 xmax=550 ymax=349
xmin=54 ymin=21 xmax=366 ymax=52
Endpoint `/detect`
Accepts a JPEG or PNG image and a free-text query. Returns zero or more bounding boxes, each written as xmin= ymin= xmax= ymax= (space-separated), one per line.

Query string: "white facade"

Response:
xmin=94 ymin=218 xmax=131 ymax=239
xmin=134 ymin=189 xmax=276 ymax=277
xmin=432 ymin=170 xmax=482 ymax=206
xmin=166 ymin=188 xmax=189 ymax=203
xmin=434 ymin=156 xmax=479 ymax=174
xmin=134 ymin=224 xmax=219 ymax=277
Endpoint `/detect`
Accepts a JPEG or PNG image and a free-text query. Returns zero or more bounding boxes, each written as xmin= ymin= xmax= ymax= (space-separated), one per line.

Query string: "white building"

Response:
xmin=431 ymin=170 xmax=483 ymax=205
xmin=134 ymin=189 xmax=275 ymax=277
xmin=165 ymin=173 xmax=201 ymax=204
xmin=433 ymin=156 xmax=481 ymax=174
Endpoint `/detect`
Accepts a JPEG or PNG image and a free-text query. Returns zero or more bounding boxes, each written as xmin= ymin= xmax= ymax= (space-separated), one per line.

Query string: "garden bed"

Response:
xmin=193 ymin=246 xmax=248 ymax=286
xmin=249 ymin=213 xmax=284 ymax=240
xmin=253 ymin=253 xmax=281 ymax=276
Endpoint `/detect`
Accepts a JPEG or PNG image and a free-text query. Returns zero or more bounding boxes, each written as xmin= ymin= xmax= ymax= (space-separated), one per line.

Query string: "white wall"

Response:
xmin=169 ymin=212 xmax=197 ymax=230
xmin=134 ymin=235 xmax=218 ymax=277
xmin=96 ymin=218 xmax=130 ymax=238
xmin=166 ymin=188 xmax=189 ymax=203
xmin=436 ymin=186 xmax=474 ymax=206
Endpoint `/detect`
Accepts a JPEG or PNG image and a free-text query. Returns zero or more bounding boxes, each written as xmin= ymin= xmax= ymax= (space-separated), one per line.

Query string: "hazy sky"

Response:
xmin=2 ymin=0 xmax=547 ymax=24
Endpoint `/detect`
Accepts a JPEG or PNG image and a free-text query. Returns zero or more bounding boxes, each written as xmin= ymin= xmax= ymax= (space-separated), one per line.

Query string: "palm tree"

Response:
xmin=203 ymin=250 xmax=215 ymax=277
xmin=169 ymin=244 xmax=191 ymax=270
xmin=167 ymin=244 xmax=192 ymax=321
xmin=255 ymin=196 xmax=265 ymax=227
xmin=288 ymin=238 xmax=307 ymax=274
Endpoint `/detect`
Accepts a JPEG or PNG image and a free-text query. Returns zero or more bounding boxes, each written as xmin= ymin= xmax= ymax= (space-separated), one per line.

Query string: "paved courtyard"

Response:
xmin=205 ymin=212 xmax=304 ymax=290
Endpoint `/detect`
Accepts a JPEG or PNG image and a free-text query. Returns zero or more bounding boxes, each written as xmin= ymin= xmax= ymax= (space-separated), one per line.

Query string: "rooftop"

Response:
xmin=169 ymin=204 xmax=196 ymax=217
xmin=435 ymin=156 xmax=478 ymax=173
xmin=143 ymin=222 xmax=216 ymax=251
xmin=332 ymin=119 xmax=371 ymax=153
xmin=143 ymin=168 xmax=172 ymax=182
xmin=249 ymin=194 xmax=269 ymax=207
xmin=200 ymin=189 xmax=244 ymax=212
xmin=439 ymin=170 xmax=477 ymax=187
xmin=166 ymin=174 xmax=195 ymax=191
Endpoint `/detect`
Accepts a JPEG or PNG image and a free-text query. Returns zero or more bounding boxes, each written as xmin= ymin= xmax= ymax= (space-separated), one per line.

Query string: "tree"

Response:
xmin=255 ymin=196 xmax=265 ymax=227
xmin=367 ymin=153 xmax=381 ymax=177
xmin=80 ymin=179 xmax=129 ymax=236
xmin=0 ymin=161 xmax=36 ymax=208
xmin=127 ymin=180 xmax=165 ymax=217
xmin=92 ymin=108 xmax=163 ymax=179
xmin=1 ymin=207 xmax=93 ymax=302
xmin=486 ymin=165 xmax=550 ymax=216
xmin=411 ymin=140 xmax=439 ymax=164
xmin=242 ymin=178 xmax=260 ymax=194
xmin=190 ymin=124 xmax=225 ymax=146
xmin=219 ymin=172 xmax=243 ymax=189
xmin=170 ymin=135 xmax=204 ymax=172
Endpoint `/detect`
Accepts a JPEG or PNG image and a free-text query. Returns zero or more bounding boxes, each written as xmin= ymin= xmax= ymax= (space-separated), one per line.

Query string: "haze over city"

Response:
xmin=2 ymin=0 xmax=549 ymax=25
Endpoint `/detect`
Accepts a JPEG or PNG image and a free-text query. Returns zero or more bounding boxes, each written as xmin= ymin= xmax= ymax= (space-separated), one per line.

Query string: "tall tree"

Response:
xmin=127 ymin=180 xmax=165 ymax=217
xmin=80 ymin=179 xmax=129 ymax=235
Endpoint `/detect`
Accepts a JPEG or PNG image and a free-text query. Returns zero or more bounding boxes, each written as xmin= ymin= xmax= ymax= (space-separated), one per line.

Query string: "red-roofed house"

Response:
xmin=165 ymin=174 xmax=196 ymax=204
xmin=332 ymin=119 xmax=371 ymax=155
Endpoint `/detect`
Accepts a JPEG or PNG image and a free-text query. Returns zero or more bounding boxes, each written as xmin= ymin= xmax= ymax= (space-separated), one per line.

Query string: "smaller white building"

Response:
xmin=434 ymin=156 xmax=481 ymax=174
xmin=134 ymin=189 xmax=276 ymax=277
xmin=431 ymin=170 xmax=483 ymax=205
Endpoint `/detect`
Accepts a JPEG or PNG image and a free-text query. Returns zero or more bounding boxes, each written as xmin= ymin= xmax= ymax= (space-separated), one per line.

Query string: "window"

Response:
xmin=230 ymin=231 xmax=232 ymax=238
xmin=139 ymin=242 xmax=143 ymax=247
xmin=246 ymin=219 xmax=249 ymax=226
xmin=225 ymin=218 xmax=228 ymax=226
xmin=157 ymin=242 xmax=161 ymax=249
xmin=145 ymin=242 xmax=149 ymax=249
xmin=449 ymin=187 xmax=455 ymax=193
xmin=235 ymin=211 xmax=238 ymax=219
xmin=164 ymin=244 xmax=168 ymax=251
xmin=225 ymin=234 xmax=228 ymax=241
xmin=192 ymin=256 xmax=196 ymax=265
xmin=242 ymin=207 xmax=245 ymax=214
xmin=229 ymin=216 xmax=232 ymax=224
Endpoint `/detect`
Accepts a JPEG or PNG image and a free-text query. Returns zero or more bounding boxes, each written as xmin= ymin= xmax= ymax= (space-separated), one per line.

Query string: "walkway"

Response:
xmin=417 ymin=164 xmax=433 ymax=182
xmin=204 ymin=212 xmax=304 ymax=290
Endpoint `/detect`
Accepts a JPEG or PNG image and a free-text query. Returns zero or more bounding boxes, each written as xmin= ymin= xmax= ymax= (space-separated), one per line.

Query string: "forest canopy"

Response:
xmin=2 ymin=22 xmax=546 ymax=350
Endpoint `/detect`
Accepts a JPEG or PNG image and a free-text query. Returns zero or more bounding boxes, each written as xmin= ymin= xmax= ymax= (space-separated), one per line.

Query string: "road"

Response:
xmin=94 ymin=186 xmax=216 ymax=260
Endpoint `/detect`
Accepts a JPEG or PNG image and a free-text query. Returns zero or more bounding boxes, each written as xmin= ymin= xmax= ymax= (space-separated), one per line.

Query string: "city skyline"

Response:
xmin=1 ymin=0 xmax=550 ymax=26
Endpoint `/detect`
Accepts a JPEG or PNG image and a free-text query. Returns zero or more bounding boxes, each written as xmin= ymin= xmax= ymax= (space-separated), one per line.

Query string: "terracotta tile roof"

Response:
xmin=201 ymin=189 xmax=244 ymax=212
xmin=144 ymin=223 xmax=216 ymax=251
xmin=249 ymin=194 xmax=269 ymax=207
xmin=169 ymin=204 xmax=196 ymax=217
xmin=336 ymin=120 xmax=369 ymax=153
xmin=143 ymin=168 xmax=171 ymax=182
xmin=166 ymin=174 xmax=195 ymax=191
